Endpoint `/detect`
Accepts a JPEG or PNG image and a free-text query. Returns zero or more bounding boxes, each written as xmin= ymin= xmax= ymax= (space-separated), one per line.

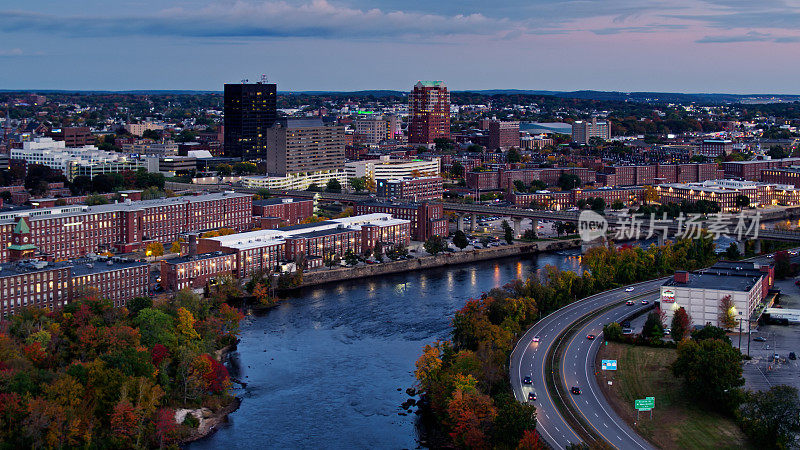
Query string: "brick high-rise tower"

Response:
xmin=408 ymin=81 xmax=450 ymax=145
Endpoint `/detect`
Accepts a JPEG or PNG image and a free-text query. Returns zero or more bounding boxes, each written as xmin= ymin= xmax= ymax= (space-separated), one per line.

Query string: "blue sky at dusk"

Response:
xmin=1 ymin=0 xmax=799 ymax=93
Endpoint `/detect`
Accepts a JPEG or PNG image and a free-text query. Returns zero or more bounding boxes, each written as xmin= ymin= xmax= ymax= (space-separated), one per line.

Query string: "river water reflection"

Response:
xmin=189 ymin=251 xmax=583 ymax=449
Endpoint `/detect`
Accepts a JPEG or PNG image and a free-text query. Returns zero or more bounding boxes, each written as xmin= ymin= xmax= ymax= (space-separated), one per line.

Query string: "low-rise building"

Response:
xmin=252 ymin=198 xmax=314 ymax=228
xmin=376 ymin=176 xmax=443 ymax=201
xmin=655 ymin=179 xmax=800 ymax=210
xmin=172 ymin=213 xmax=412 ymax=285
xmin=660 ymin=261 xmax=773 ymax=334
xmin=345 ymin=156 xmax=440 ymax=184
xmin=354 ymin=202 xmax=446 ymax=241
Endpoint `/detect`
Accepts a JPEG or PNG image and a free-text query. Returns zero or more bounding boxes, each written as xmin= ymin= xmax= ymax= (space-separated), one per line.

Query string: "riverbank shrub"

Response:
xmin=0 ymin=288 xmax=244 ymax=447
xmin=414 ymin=238 xmax=718 ymax=448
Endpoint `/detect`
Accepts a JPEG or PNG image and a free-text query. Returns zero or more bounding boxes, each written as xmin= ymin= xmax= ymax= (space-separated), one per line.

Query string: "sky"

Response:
xmin=2 ymin=0 xmax=800 ymax=94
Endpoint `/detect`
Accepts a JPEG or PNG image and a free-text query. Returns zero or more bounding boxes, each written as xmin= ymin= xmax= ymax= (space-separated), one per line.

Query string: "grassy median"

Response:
xmin=595 ymin=342 xmax=751 ymax=450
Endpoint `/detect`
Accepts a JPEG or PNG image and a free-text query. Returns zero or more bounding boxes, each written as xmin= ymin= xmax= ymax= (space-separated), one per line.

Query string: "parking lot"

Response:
xmin=740 ymin=276 xmax=800 ymax=392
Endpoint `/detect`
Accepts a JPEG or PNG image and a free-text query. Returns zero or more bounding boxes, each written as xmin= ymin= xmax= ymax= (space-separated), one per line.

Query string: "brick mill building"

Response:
xmin=0 ymin=192 xmax=252 ymax=262
xmin=161 ymin=213 xmax=411 ymax=290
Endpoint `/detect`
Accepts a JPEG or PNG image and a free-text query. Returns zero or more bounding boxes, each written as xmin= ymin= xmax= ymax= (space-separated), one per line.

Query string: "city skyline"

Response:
xmin=2 ymin=0 xmax=800 ymax=93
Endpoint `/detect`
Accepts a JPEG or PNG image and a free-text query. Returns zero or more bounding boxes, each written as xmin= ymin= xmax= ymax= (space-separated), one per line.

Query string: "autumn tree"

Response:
xmin=145 ymin=242 xmax=164 ymax=257
xmin=169 ymin=240 xmax=182 ymax=254
xmin=447 ymin=389 xmax=497 ymax=449
xmin=670 ymin=307 xmax=691 ymax=341
xmin=644 ymin=185 xmax=659 ymax=204
xmin=718 ymin=295 xmax=738 ymax=330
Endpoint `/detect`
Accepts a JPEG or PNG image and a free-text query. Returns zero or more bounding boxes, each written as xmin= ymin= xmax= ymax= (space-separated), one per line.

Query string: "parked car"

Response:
xmin=571 ymin=386 xmax=582 ymax=395
xmin=790 ymin=352 xmax=797 ymax=360
xmin=622 ymin=328 xmax=634 ymax=335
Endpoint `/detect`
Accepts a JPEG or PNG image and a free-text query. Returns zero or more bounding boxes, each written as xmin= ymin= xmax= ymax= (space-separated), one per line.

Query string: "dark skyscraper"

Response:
xmin=224 ymin=82 xmax=277 ymax=159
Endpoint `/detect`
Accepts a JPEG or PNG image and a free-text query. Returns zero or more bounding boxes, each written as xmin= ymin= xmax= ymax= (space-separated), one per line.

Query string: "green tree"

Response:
xmin=735 ymin=195 xmax=750 ymax=209
xmin=642 ymin=311 xmax=664 ymax=339
xmin=326 ymin=178 xmax=342 ymax=193
xmin=671 ymin=338 xmax=744 ymax=412
xmin=450 ymin=161 xmax=464 ymax=178
xmin=603 ymin=322 xmax=623 ymax=341
xmin=349 ymin=177 xmax=366 ymax=192
xmin=557 ymin=173 xmax=581 ymax=191
xmin=611 ymin=200 xmax=624 ymax=210
xmin=492 ymin=393 xmax=537 ymax=447
xmin=134 ymin=308 xmax=176 ymax=348
xmin=343 ymin=250 xmax=359 ymax=266
xmin=691 ymin=325 xmax=731 ymax=344
xmin=739 ymin=385 xmax=800 ymax=449
xmin=670 ymin=307 xmax=691 ymax=341
xmin=724 ymin=243 xmax=742 ymax=260
xmin=307 ymin=183 xmax=321 ymax=192
xmin=506 ymin=148 xmax=521 ymax=163
xmin=502 ymin=220 xmax=514 ymax=244
xmin=434 ymin=138 xmax=454 ymax=152
xmin=424 ymin=235 xmax=447 ymax=255
xmin=453 ymin=230 xmax=469 ymax=250
xmin=142 ymin=129 xmax=160 ymax=140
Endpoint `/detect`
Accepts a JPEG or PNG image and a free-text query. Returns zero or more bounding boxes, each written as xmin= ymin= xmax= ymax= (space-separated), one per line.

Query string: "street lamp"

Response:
xmin=738 ymin=311 xmax=743 ymax=351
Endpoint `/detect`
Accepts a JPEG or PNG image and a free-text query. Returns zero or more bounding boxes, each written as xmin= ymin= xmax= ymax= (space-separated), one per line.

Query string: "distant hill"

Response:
xmin=2 ymin=89 xmax=799 ymax=104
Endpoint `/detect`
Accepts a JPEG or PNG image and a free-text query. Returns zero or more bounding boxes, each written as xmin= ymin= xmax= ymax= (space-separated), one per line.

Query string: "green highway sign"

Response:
xmin=635 ymin=397 xmax=655 ymax=411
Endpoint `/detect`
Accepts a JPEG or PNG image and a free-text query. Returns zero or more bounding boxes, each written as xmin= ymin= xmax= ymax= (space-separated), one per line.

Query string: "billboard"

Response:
xmin=661 ymin=287 xmax=675 ymax=303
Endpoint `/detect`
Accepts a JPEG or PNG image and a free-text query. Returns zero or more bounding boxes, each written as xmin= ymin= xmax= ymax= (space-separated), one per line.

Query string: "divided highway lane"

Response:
xmin=510 ymin=279 xmax=666 ymax=449
xmin=560 ymin=294 xmax=657 ymax=450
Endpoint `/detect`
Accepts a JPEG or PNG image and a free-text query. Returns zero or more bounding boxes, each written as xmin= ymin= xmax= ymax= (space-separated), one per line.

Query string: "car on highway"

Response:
xmin=532 ymin=336 xmax=540 ymax=343
xmin=571 ymin=386 xmax=581 ymax=395
xmin=586 ymin=334 xmax=596 ymax=340
xmin=753 ymin=336 xmax=767 ymax=342
xmin=625 ymin=287 xmax=635 ymax=292
xmin=641 ymin=299 xmax=649 ymax=305
xmin=528 ymin=392 xmax=537 ymax=401
xmin=626 ymin=300 xmax=635 ymax=306
xmin=523 ymin=376 xmax=532 ymax=385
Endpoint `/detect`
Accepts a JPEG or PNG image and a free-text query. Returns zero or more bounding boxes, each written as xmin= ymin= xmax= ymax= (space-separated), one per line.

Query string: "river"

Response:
xmin=189 ymin=251 xmax=583 ymax=449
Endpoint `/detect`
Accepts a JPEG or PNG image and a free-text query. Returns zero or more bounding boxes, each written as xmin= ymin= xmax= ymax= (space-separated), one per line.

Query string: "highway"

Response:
xmin=510 ymin=279 xmax=665 ymax=449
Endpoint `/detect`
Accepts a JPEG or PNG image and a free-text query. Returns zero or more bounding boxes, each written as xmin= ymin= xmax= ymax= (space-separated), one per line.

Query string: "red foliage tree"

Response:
xmin=155 ymin=408 xmax=179 ymax=447
xmin=110 ymin=398 xmax=139 ymax=444
xmin=517 ymin=430 xmax=547 ymax=450
xmin=151 ymin=344 xmax=169 ymax=367
xmin=197 ymin=354 xmax=230 ymax=394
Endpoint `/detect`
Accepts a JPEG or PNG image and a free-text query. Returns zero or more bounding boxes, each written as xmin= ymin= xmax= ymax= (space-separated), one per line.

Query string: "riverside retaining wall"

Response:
xmin=298 ymin=239 xmax=581 ymax=288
